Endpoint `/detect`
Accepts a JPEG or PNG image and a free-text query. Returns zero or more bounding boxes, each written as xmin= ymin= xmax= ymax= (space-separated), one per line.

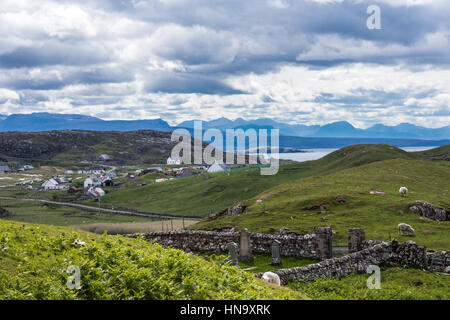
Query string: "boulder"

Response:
xmin=409 ymin=201 xmax=448 ymax=221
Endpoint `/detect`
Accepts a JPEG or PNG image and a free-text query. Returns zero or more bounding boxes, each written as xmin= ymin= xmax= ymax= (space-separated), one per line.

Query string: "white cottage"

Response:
xmin=84 ymin=177 xmax=102 ymax=189
xmin=41 ymin=178 xmax=66 ymax=190
xmin=87 ymin=187 xmax=105 ymax=197
xmin=207 ymin=161 xmax=230 ymax=173
xmin=167 ymin=156 xmax=182 ymax=165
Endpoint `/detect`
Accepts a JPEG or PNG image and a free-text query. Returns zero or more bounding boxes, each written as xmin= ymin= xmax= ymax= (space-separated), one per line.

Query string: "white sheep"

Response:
xmin=398 ymin=223 xmax=415 ymax=236
xmin=261 ymin=271 xmax=281 ymax=286
xmin=72 ymin=239 xmax=86 ymax=246
xmin=399 ymin=186 xmax=408 ymax=197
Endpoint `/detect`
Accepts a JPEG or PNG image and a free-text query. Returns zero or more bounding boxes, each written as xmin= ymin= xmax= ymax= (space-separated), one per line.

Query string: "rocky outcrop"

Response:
xmin=207 ymin=202 xmax=247 ymax=220
xmin=409 ymin=201 xmax=448 ymax=221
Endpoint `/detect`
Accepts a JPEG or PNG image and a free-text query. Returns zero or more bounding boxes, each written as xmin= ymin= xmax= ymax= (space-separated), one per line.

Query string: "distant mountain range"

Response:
xmin=0 ymin=113 xmax=448 ymax=141
xmin=179 ymin=118 xmax=450 ymax=140
xmin=0 ymin=113 xmax=172 ymax=133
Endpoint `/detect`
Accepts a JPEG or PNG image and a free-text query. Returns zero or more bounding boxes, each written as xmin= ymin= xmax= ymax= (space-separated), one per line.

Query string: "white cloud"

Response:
xmin=0 ymin=0 xmax=449 ymax=129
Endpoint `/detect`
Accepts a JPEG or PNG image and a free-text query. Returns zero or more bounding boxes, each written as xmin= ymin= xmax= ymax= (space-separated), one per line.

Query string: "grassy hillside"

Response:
xmin=96 ymin=144 xmax=434 ymax=216
xmin=413 ymin=144 xmax=450 ymax=160
xmin=193 ymin=159 xmax=450 ymax=250
xmin=0 ymin=219 xmax=303 ymax=300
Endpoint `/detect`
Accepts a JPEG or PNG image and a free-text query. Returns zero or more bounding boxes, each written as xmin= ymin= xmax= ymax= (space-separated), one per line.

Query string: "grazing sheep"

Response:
xmin=261 ymin=271 xmax=281 ymax=286
xmin=398 ymin=223 xmax=415 ymax=236
xmin=399 ymin=186 xmax=408 ymax=197
xmin=72 ymin=239 xmax=86 ymax=246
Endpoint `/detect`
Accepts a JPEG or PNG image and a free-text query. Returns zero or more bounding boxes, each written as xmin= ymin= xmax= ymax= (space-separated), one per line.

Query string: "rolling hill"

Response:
xmin=0 ymin=129 xmax=181 ymax=165
xmin=97 ymin=144 xmax=445 ymax=216
xmin=193 ymin=158 xmax=450 ymax=251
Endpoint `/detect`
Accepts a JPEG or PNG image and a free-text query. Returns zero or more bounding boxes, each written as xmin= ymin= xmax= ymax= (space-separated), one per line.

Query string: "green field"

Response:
xmin=0 ymin=219 xmax=303 ymax=300
xmin=288 ymin=267 xmax=449 ymax=300
xmin=0 ymin=199 xmax=153 ymax=226
xmin=193 ymin=159 xmax=450 ymax=250
xmin=95 ymin=144 xmax=445 ymax=216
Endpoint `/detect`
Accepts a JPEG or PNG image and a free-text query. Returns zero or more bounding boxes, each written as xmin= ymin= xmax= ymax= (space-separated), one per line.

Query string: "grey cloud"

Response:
xmin=145 ymin=72 xmax=247 ymax=95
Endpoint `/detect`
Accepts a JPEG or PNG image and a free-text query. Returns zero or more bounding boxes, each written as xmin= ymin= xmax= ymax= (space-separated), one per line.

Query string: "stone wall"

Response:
xmin=128 ymin=229 xmax=320 ymax=258
xmin=409 ymin=200 xmax=449 ymax=221
xmin=255 ymin=240 xmax=449 ymax=285
xmin=427 ymin=251 xmax=450 ymax=272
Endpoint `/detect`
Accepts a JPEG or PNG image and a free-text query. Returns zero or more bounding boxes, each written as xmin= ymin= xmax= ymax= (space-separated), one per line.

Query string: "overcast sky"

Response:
xmin=0 ymin=0 xmax=449 ymax=128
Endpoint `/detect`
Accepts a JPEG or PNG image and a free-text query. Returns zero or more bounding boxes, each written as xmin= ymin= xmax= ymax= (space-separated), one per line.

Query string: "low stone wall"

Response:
xmin=128 ymin=230 xmax=319 ymax=258
xmin=255 ymin=240 xmax=449 ymax=285
xmin=409 ymin=200 xmax=449 ymax=221
xmin=427 ymin=251 xmax=450 ymax=272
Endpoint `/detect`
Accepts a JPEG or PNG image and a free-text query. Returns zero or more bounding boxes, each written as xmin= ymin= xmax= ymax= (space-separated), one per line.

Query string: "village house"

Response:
xmin=167 ymin=156 xmax=182 ymax=165
xmin=78 ymin=169 xmax=105 ymax=175
xmin=86 ymin=186 xmax=106 ymax=198
xmin=41 ymin=178 xmax=68 ymax=191
xmin=84 ymin=177 xmax=102 ymax=189
xmin=207 ymin=160 xmax=231 ymax=173
xmin=83 ymin=176 xmax=113 ymax=189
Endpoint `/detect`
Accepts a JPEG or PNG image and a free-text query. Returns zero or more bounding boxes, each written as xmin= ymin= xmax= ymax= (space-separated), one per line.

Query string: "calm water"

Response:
xmin=276 ymin=146 xmax=438 ymax=162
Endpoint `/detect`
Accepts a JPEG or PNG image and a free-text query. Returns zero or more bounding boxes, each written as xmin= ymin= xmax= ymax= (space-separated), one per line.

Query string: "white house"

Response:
xmin=65 ymin=170 xmax=74 ymax=175
xmin=84 ymin=177 xmax=102 ymax=189
xmin=167 ymin=156 xmax=182 ymax=165
xmin=41 ymin=178 xmax=58 ymax=190
xmin=41 ymin=178 xmax=67 ymax=190
xmin=78 ymin=169 xmax=105 ymax=175
xmin=87 ymin=186 xmax=105 ymax=197
xmin=155 ymin=178 xmax=168 ymax=183
xmin=207 ymin=160 xmax=230 ymax=173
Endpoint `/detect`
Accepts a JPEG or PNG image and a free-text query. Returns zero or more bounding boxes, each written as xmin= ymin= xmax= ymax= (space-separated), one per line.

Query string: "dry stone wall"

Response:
xmin=255 ymin=240 xmax=449 ymax=285
xmin=128 ymin=230 xmax=320 ymax=258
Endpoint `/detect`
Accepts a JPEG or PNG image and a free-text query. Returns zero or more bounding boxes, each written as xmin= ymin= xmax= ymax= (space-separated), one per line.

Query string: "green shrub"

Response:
xmin=0 ymin=220 xmax=301 ymax=300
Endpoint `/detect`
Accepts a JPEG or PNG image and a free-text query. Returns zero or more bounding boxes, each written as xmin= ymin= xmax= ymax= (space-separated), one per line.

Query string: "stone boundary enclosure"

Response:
xmin=255 ymin=240 xmax=449 ymax=284
xmin=128 ymin=227 xmax=449 ymax=286
xmin=127 ymin=228 xmax=330 ymax=259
